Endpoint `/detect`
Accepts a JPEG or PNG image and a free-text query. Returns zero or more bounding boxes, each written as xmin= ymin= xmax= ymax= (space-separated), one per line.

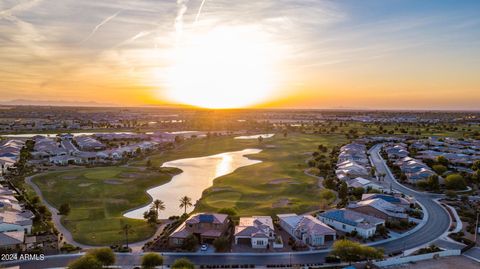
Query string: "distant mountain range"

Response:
xmin=0 ymin=99 xmax=118 ymax=107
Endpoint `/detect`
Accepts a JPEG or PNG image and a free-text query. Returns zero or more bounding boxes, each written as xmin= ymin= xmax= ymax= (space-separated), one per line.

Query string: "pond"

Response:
xmin=234 ymin=134 xmax=275 ymax=139
xmin=123 ymin=148 xmax=262 ymax=219
xmin=1 ymin=132 xmax=135 ymax=138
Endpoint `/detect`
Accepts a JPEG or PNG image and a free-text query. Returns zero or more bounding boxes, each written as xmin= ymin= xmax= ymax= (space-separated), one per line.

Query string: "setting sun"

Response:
xmin=165 ymin=26 xmax=280 ymax=109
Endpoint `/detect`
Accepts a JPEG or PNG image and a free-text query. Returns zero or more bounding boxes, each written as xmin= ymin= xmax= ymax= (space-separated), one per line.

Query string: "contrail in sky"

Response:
xmin=175 ymin=0 xmax=208 ymax=43
xmin=82 ymin=11 xmax=121 ymax=43
xmin=114 ymin=31 xmax=151 ymax=48
xmin=195 ymin=0 xmax=208 ymax=23
xmin=175 ymin=0 xmax=189 ymax=42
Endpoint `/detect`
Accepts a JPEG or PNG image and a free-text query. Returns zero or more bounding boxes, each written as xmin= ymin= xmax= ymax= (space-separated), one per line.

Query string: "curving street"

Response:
xmin=4 ymin=143 xmax=452 ymax=269
xmin=367 ymin=144 xmax=451 ymax=253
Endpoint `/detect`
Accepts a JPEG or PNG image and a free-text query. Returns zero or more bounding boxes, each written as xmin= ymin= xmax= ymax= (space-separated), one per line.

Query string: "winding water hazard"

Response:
xmin=124 ymin=148 xmax=262 ymax=219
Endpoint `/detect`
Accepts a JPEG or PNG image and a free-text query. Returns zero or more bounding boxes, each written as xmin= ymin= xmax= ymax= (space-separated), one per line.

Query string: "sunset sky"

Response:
xmin=1 ymin=0 xmax=479 ymax=109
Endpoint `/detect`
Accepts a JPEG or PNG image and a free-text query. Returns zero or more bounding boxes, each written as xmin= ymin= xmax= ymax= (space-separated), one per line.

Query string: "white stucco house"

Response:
xmin=234 ymin=216 xmax=275 ymax=248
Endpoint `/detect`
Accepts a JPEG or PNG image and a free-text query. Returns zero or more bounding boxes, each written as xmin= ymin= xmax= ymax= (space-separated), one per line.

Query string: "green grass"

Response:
xmin=195 ymin=133 xmax=347 ymax=216
xmin=32 ymin=132 xmax=347 ymax=245
xmin=133 ymin=135 xmax=262 ymax=167
xmin=32 ymin=166 xmax=180 ymax=246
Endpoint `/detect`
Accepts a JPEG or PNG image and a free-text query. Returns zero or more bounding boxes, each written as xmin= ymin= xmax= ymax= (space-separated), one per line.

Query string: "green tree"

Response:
xmin=67 ymin=255 xmax=102 ymax=269
xmin=376 ymin=225 xmax=389 ymax=237
xmin=213 ymin=237 xmax=230 ymax=252
xmin=416 ymin=180 xmax=429 ymax=190
xmin=370 ymin=166 xmax=376 ymax=177
xmin=432 ymin=164 xmax=447 ymax=175
xmin=120 ymin=224 xmax=134 ymax=249
xmin=30 ymin=196 xmax=40 ymax=205
xmin=143 ymin=209 xmax=158 ymax=226
xmin=141 ymin=253 xmax=163 ymax=269
xmin=445 ymin=174 xmax=467 ymax=190
xmin=445 ymin=190 xmax=458 ymax=199
xmin=182 ymin=234 xmax=199 ymax=251
xmin=179 ymin=196 xmax=193 ymax=214
xmin=172 ymin=258 xmax=194 ymax=269
xmin=330 ymin=239 xmax=383 ymax=264
xmin=323 ymin=177 xmax=336 ymax=189
xmin=59 ymin=203 xmax=71 ymax=215
xmin=436 ymin=156 xmax=449 ymax=166
xmin=153 ymin=199 xmax=165 ymax=216
xmin=351 ymin=187 xmax=365 ymax=199
xmin=472 ymin=160 xmax=480 ymax=171
xmin=87 ymin=248 xmax=115 ymax=267
xmin=338 ymin=181 xmax=348 ymax=200
xmin=428 ymin=175 xmax=440 ymax=192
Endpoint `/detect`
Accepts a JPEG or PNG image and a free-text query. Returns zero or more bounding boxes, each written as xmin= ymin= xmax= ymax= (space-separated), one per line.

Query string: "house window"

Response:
xmin=342 ymin=224 xmax=346 ymax=229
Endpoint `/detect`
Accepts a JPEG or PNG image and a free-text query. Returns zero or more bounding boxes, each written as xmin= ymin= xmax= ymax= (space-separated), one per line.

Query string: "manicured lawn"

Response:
xmin=32 ymin=166 xmax=180 ymax=246
xmin=134 ymin=135 xmax=262 ymax=167
xmin=32 ymin=132 xmax=347 ymax=245
xmin=194 ymin=133 xmax=347 ymax=216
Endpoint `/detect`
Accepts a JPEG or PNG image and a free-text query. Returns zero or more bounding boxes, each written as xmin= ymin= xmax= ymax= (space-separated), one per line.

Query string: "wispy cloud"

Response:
xmin=82 ymin=10 xmax=121 ymax=43
xmin=0 ymin=0 xmax=479 ymax=108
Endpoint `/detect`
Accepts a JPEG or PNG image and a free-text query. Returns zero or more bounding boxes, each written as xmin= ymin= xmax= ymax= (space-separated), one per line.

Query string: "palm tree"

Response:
xmin=179 ymin=196 xmax=193 ymax=214
xmin=152 ymin=199 xmax=165 ymax=216
xmin=120 ymin=224 xmax=134 ymax=249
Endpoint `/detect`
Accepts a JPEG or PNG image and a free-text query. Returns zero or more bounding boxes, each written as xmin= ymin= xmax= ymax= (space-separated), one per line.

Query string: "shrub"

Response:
xmin=445 ymin=174 xmax=467 ymax=190
xmin=172 ymin=258 xmax=194 ymax=269
xmin=432 ymin=165 xmax=447 ymax=175
xmin=330 ymin=239 xmax=383 ymax=263
xmin=87 ymin=248 xmax=115 ymax=267
xmin=141 ymin=253 xmax=163 ymax=269
xmin=67 ymin=255 xmax=102 ymax=269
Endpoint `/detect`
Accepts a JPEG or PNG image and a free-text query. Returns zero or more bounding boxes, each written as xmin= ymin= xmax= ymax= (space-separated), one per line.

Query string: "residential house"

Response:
xmin=348 ymin=198 xmax=408 ymax=223
xmin=278 ymin=214 xmax=336 ymax=247
xmin=361 ymin=194 xmax=413 ymax=208
xmin=74 ymin=136 xmax=105 ymax=151
xmin=318 ymin=209 xmax=385 ymax=238
xmin=169 ymin=213 xmax=230 ymax=247
xmin=0 ymin=230 xmax=25 ymax=251
xmin=336 ymin=161 xmax=370 ymax=179
xmin=346 ymin=177 xmax=383 ymax=191
xmin=234 ymin=216 xmax=275 ymax=248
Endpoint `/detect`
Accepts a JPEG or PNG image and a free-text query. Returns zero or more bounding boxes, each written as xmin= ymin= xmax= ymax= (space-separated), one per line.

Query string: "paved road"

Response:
xmin=5 ymin=143 xmax=452 ymax=269
xmin=367 ymin=144 xmax=451 ymax=254
xmin=464 ymin=247 xmax=480 ymax=262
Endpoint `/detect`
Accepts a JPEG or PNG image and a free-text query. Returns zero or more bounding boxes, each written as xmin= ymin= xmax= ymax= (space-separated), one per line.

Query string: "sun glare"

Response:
xmin=165 ymin=26 xmax=279 ymax=109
